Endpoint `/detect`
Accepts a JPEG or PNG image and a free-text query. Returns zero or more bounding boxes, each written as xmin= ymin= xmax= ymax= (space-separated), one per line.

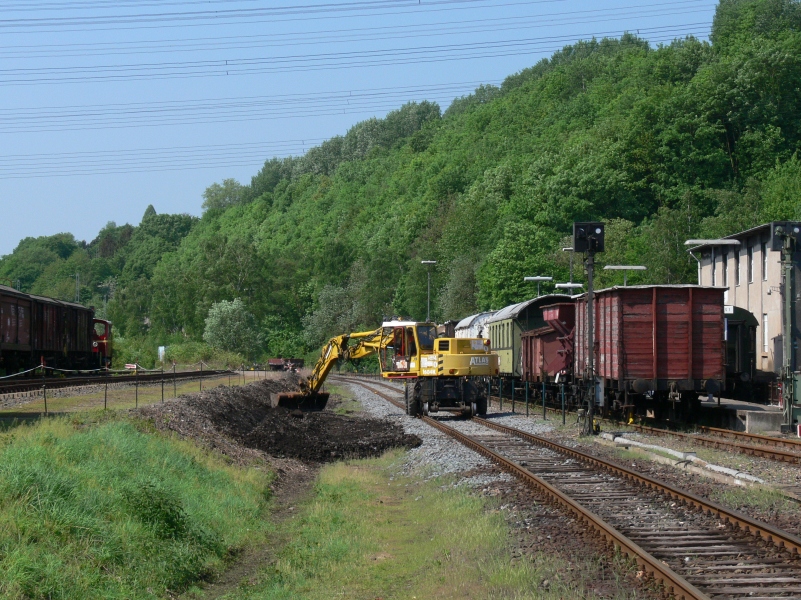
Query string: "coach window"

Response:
xmin=735 ymin=248 xmax=741 ymax=286
xmin=761 ymin=240 xmax=768 ymax=281
xmin=748 ymin=244 xmax=754 ymax=284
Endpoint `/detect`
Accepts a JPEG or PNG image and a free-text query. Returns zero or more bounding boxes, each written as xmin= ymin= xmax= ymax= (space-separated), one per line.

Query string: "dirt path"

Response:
xmin=184 ymin=464 xmax=320 ymax=600
xmin=134 ymin=374 xmax=419 ymax=598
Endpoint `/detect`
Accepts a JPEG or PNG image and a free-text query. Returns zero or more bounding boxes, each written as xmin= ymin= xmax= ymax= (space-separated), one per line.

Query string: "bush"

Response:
xmin=203 ymin=299 xmax=262 ymax=359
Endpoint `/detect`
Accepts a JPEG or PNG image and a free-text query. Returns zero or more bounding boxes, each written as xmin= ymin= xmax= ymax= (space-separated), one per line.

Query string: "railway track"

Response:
xmin=487 ymin=392 xmax=801 ymax=466
xmin=0 ymin=369 xmax=233 ymax=395
xmin=340 ymin=376 xmax=801 ymax=599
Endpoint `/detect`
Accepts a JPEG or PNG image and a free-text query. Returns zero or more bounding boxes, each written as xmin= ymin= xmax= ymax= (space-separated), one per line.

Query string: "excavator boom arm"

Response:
xmin=306 ymin=327 xmax=385 ymax=394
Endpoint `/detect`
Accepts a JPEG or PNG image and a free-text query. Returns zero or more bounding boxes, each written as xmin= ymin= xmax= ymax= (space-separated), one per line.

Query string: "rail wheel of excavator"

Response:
xmin=422 ymin=402 xmax=429 ymax=416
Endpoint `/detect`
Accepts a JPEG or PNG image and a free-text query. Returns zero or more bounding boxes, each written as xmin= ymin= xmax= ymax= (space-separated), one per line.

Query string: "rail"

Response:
xmin=338 ymin=376 xmax=707 ymax=599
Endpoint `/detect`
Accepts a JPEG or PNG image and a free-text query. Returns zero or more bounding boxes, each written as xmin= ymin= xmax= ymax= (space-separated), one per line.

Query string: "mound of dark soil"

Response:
xmin=137 ymin=374 xmax=419 ymax=464
xmin=244 ymin=409 xmax=420 ymax=461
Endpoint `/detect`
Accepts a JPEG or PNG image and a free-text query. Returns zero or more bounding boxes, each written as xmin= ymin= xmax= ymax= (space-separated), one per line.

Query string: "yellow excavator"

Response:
xmin=275 ymin=320 xmax=499 ymax=417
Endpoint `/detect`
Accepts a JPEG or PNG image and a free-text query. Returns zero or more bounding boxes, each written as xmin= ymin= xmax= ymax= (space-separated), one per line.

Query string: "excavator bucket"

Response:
xmin=270 ymin=391 xmax=330 ymax=411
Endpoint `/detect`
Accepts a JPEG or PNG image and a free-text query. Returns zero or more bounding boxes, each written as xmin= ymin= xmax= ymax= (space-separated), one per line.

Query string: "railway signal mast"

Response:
xmin=573 ymin=222 xmax=605 ymax=435
xmin=773 ymin=224 xmax=801 ymax=432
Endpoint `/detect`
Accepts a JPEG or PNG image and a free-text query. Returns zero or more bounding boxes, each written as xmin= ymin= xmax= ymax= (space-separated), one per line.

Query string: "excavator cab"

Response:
xmin=380 ymin=321 xmax=436 ymax=374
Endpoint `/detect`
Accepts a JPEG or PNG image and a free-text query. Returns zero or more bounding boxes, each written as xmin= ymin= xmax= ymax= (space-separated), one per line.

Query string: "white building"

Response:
xmin=693 ymin=222 xmax=801 ymax=382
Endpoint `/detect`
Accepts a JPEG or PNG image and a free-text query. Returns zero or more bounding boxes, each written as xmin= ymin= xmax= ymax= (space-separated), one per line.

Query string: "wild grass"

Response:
xmin=0 ymin=417 xmax=273 ymax=599
xmin=709 ymin=485 xmax=801 ymax=515
xmin=0 ymin=371 xmax=266 ymax=415
xmin=324 ymin=384 xmax=361 ymax=416
xmin=220 ymin=451 xmax=638 ymax=599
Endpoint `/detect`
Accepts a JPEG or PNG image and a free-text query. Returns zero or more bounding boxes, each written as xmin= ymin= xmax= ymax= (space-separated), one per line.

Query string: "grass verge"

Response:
xmin=0 ymin=416 xmax=273 ymax=599
xmin=0 ymin=371 xmax=269 ymax=415
xmin=216 ymin=450 xmax=635 ymax=600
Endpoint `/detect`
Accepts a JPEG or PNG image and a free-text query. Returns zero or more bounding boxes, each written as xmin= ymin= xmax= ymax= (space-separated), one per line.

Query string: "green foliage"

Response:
xmin=0 ymin=418 xmax=271 ymax=599
xmin=4 ymin=0 xmax=801 ymax=352
xmin=202 ymin=178 xmax=245 ymax=213
xmin=203 ymin=298 xmax=262 ymax=359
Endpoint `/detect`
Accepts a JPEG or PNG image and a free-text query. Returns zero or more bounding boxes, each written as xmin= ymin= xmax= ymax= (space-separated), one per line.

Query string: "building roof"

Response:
xmin=688 ymin=221 xmax=801 ymax=251
xmin=486 ymin=294 xmax=571 ymax=324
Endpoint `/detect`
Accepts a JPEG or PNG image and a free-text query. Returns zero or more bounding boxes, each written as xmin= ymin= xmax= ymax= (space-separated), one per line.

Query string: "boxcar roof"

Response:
xmin=0 ymin=284 xmax=29 ymax=299
xmin=0 ymin=284 xmax=92 ymax=311
xmin=487 ymin=294 xmax=572 ymax=323
xmin=576 ymin=284 xmax=721 ymax=297
xmin=455 ymin=311 xmax=496 ymax=330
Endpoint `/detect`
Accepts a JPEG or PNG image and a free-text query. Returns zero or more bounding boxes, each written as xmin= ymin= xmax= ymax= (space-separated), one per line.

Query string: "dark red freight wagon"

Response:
xmin=574 ymin=285 xmax=724 ymax=418
xmin=521 ymin=302 xmax=576 ymax=383
xmin=0 ymin=284 xmax=112 ymax=375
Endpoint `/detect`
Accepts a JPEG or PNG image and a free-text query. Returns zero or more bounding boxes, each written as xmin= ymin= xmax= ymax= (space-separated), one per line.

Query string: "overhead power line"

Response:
xmin=0 ymin=0 xmax=713 ymax=58
xmin=0 ymin=0 xmax=568 ymax=34
xmin=0 ymin=0 xmax=544 ymax=29
xmin=0 ymin=81 xmax=494 ymax=133
xmin=0 ymin=23 xmax=711 ymax=86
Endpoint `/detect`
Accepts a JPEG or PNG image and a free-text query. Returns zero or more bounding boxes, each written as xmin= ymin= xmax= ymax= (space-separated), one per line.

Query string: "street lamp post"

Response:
xmin=523 ymin=276 xmax=553 ymax=296
xmin=603 ymin=265 xmax=647 ymax=286
xmin=562 ymin=247 xmax=574 ymax=282
xmin=421 ymin=260 xmax=437 ymax=322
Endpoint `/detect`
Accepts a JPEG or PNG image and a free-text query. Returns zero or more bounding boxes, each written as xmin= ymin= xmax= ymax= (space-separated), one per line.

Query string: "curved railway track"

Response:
xmin=0 ymin=369 xmax=233 ymax=395
xmin=338 ymin=376 xmax=801 ymax=600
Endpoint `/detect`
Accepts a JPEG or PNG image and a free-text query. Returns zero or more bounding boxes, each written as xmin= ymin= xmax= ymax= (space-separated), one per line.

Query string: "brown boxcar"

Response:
xmin=521 ymin=303 xmax=575 ymax=383
xmin=574 ymin=285 xmax=725 ymax=395
xmin=0 ymin=284 xmax=110 ymax=374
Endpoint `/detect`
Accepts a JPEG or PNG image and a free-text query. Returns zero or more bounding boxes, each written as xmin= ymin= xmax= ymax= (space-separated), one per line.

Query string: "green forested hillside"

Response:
xmin=3 ymin=0 xmax=801 ymax=366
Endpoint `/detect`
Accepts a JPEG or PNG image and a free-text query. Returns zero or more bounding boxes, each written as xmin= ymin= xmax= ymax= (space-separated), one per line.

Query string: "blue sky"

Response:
xmin=0 ymin=0 xmax=718 ymax=256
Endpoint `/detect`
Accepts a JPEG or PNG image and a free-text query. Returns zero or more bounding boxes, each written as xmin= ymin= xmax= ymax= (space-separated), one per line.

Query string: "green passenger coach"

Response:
xmin=486 ymin=295 xmax=571 ymax=378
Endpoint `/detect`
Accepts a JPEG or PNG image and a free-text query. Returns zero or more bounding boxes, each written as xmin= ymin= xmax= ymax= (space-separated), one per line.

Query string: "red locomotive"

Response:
xmin=0 ymin=284 xmax=112 ymax=375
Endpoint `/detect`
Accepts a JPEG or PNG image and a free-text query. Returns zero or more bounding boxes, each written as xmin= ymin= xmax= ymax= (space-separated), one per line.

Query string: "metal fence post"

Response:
xmin=542 ymin=379 xmax=546 ymax=420
xmin=104 ymin=378 xmax=108 ymax=410
xmin=173 ymin=364 xmax=177 ymax=397
xmin=561 ymin=383 xmax=566 ymax=425
xmin=487 ymin=378 xmax=491 ymax=408
xmin=511 ymin=382 xmax=515 ymax=413
xmin=200 ymin=361 xmax=203 ymax=392
xmin=499 ymin=377 xmax=503 ymax=412
xmin=135 ymin=368 xmax=139 ymax=408
xmin=525 ymin=381 xmax=529 ymax=417
xmin=161 ymin=369 xmax=164 ymax=402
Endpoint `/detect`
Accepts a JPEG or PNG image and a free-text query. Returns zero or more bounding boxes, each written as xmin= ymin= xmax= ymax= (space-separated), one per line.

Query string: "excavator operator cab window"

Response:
xmin=382 ymin=327 xmax=411 ymax=372
xmin=405 ymin=327 xmax=417 ymax=357
xmin=416 ymin=325 xmax=436 ymax=352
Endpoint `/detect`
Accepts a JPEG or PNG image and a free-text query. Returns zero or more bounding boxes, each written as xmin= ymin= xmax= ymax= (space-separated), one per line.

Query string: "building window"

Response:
xmin=748 ymin=244 xmax=754 ymax=283
xmin=711 ymin=247 xmax=716 ymax=286
xmin=763 ymin=313 xmax=769 ymax=353
xmin=735 ymin=249 xmax=740 ymax=286
xmin=761 ymin=240 xmax=768 ymax=281
xmin=722 ymin=249 xmax=728 ymax=287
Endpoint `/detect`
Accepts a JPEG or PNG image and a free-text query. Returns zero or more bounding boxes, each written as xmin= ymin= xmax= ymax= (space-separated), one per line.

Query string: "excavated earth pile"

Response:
xmin=136 ymin=375 xmax=420 ymax=464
